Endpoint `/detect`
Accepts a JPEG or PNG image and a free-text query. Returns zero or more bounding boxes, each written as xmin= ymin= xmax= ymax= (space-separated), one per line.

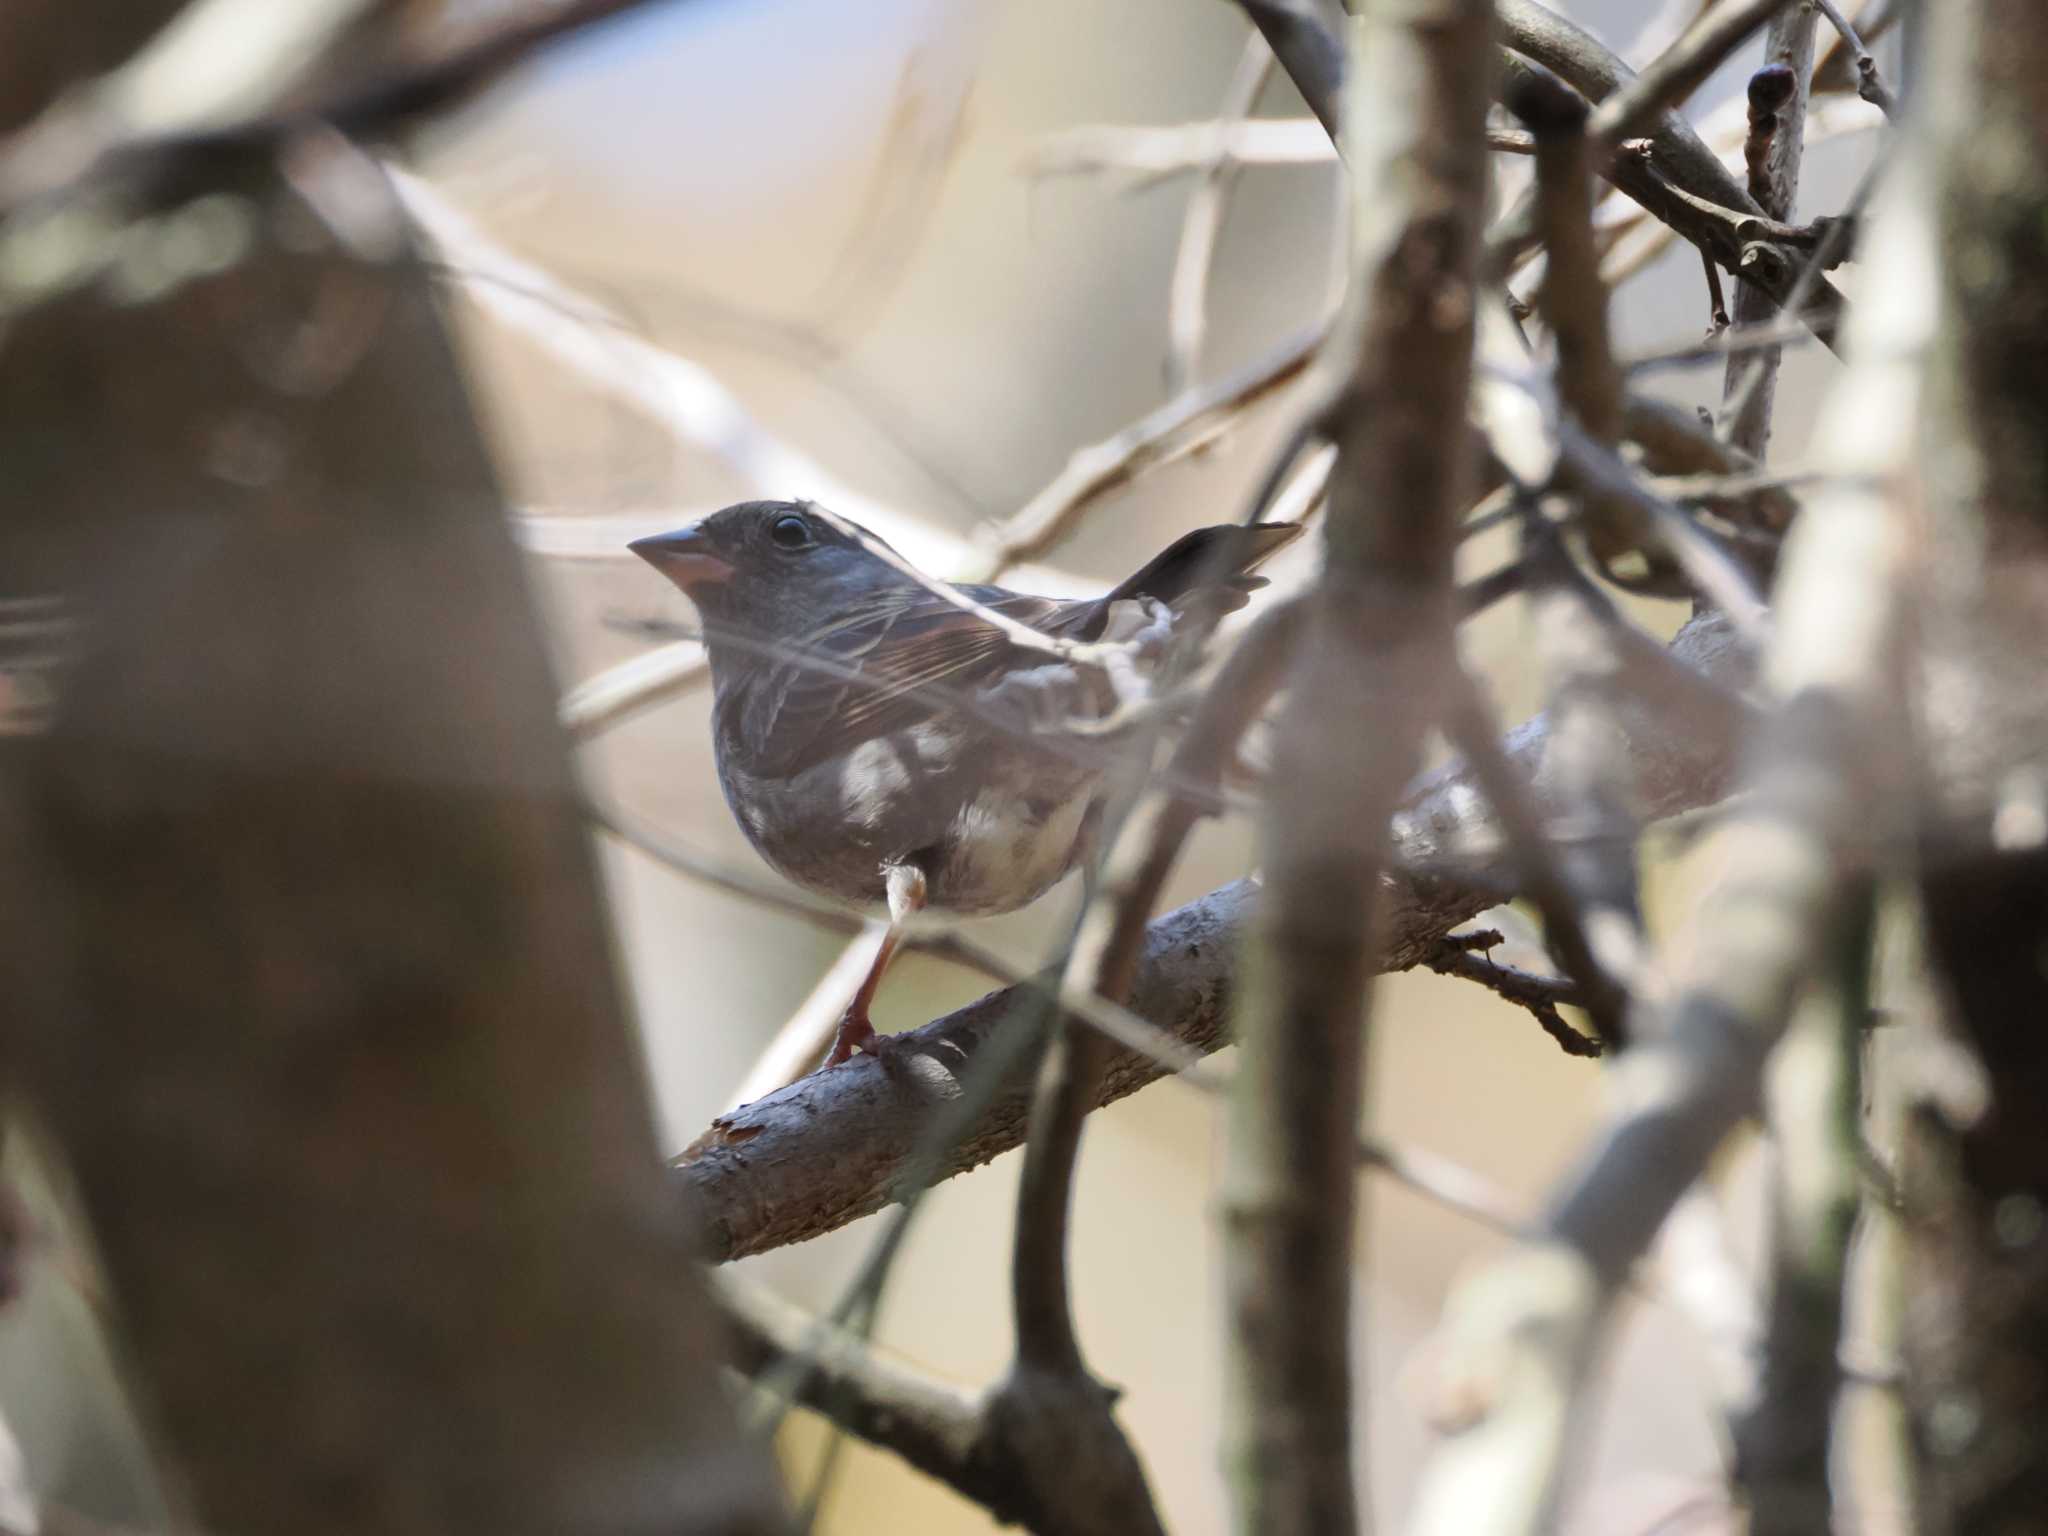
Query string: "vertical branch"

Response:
xmin=0 ymin=146 xmax=786 ymax=1535
xmin=1902 ymin=3 xmax=2048 ymax=1530
xmin=1720 ymin=5 xmax=1821 ymax=461
xmin=1504 ymin=66 xmax=1651 ymax=1016
xmin=1734 ymin=884 xmax=1875 ymax=1533
xmin=1166 ymin=32 xmax=1275 ymax=393
xmin=991 ymin=602 xmax=1303 ymax=1536
xmin=1222 ymin=1 xmax=1493 ymax=1531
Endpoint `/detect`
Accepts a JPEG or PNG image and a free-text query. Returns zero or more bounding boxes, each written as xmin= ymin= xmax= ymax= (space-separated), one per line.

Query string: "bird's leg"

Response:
xmin=822 ymin=862 xmax=927 ymax=1068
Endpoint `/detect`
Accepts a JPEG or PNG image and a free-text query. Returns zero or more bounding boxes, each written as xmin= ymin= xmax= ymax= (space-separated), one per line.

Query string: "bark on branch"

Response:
xmin=676 ymin=614 xmax=1745 ymax=1263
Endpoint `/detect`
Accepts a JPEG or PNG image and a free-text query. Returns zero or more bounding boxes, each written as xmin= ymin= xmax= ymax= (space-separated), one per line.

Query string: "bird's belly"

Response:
xmin=927 ymin=783 xmax=1093 ymax=916
xmin=715 ymin=726 xmax=1094 ymax=917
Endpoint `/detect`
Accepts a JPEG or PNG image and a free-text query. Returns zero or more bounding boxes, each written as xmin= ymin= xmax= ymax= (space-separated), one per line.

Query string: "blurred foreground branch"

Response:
xmin=0 ymin=141 xmax=785 ymax=1534
xmin=1220 ymin=2 xmax=1490 ymax=1526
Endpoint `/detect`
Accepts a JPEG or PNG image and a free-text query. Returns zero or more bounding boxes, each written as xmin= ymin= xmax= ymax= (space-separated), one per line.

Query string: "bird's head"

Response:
xmin=629 ymin=501 xmax=907 ymax=666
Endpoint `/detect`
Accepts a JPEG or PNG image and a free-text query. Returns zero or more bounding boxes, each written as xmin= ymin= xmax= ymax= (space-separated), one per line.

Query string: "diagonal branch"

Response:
xmin=674 ymin=612 xmax=1748 ymax=1263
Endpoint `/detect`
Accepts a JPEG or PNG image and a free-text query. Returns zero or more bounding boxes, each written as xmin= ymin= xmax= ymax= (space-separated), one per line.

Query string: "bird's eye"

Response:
xmin=769 ymin=513 xmax=813 ymax=550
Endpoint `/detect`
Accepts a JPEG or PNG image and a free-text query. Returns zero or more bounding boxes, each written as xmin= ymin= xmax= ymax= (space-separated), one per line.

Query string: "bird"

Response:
xmin=629 ymin=500 xmax=1298 ymax=1069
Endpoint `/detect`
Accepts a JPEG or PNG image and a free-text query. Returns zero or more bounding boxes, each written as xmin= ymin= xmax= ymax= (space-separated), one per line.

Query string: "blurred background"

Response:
xmin=1 ymin=1 xmax=1889 ymax=1531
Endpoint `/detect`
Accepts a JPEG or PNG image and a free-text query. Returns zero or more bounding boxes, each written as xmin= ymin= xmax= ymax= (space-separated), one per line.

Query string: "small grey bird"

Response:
xmin=630 ymin=500 xmax=1297 ymax=1067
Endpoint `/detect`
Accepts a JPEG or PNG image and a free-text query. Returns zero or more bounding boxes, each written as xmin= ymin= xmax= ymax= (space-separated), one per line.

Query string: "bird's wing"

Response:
xmin=746 ymin=586 xmax=1102 ymax=779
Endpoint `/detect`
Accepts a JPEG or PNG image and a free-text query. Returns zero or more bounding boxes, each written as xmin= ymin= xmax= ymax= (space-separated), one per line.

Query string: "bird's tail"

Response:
xmin=1103 ymin=522 xmax=1303 ymax=614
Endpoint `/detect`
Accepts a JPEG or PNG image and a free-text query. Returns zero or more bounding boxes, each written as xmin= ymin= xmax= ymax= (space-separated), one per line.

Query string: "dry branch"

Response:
xmin=1495 ymin=0 xmax=1848 ymax=351
xmin=676 ymin=612 xmax=1746 ymax=1262
xmin=1720 ymin=9 xmax=1820 ymax=463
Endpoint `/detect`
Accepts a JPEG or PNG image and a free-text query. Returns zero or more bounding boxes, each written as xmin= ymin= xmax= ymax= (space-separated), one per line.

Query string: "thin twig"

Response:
xmin=1493 ymin=0 xmax=1849 ymax=352
xmin=1594 ymin=95 xmax=1882 ymax=292
xmin=959 ymin=324 xmax=1324 ymax=582
xmin=1587 ymin=0 xmax=1801 ymax=152
xmin=1554 ymin=418 xmax=1774 ymax=638
xmin=1624 ymin=314 xmax=1813 ymax=372
xmin=1028 ymin=116 xmax=1534 ymax=180
xmin=1508 ymin=67 xmax=1635 ymax=565
xmin=1442 ymin=672 xmax=1632 ymax=1049
xmin=1719 ymin=161 xmax=1879 ymax=456
xmin=597 ymin=795 xmax=1220 ymax=1089
xmin=1421 ymin=937 xmax=1602 ymax=1058
xmin=1812 ymin=0 xmax=1896 ymax=114
xmin=1008 ymin=599 xmax=1304 ymax=1378
xmin=1720 ymin=12 xmax=1820 ymax=464
xmin=1165 ymin=35 xmax=1277 ymax=394
xmin=1228 ymin=0 xmax=1345 ymax=141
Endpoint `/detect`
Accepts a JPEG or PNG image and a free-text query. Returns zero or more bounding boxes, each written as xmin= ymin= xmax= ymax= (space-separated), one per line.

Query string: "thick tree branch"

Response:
xmin=675 ymin=613 xmax=1746 ymax=1262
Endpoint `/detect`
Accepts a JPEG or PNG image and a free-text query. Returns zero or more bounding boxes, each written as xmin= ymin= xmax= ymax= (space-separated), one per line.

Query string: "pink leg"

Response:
xmin=822 ymin=863 xmax=926 ymax=1068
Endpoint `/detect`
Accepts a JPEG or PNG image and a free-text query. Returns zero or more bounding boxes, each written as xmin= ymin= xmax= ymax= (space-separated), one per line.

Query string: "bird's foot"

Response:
xmin=856 ymin=1028 xmax=910 ymax=1064
xmin=822 ymin=1009 xmax=877 ymax=1069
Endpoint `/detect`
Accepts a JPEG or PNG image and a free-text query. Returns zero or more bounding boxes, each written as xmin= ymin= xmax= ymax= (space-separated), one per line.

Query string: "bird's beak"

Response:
xmin=628 ymin=526 xmax=733 ymax=589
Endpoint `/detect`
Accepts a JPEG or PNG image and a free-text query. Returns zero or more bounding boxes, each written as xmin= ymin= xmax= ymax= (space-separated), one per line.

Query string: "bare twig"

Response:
xmin=1625 ymin=314 xmax=1813 ymax=372
xmin=0 ymin=0 xmax=695 ymax=210
xmin=1490 ymin=69 xmax=1656 ymax=1040
xmin=1508 ymin=68 xmax=1635 ymax=563
xmin=1028 ymin=117 xmax=1532 ymax=180
xmin=1812 ymin=0 xmax=1896 ymax=113
xmin=1593 ymin=94 xmax=1881 ymax=292
xmin=1442 ymin=672 xmax=1631 ymax=1048
xmin=990 ymin=600 xmax=1305 ymax=1536
xmin=1720 ymin=10 xmax=1820 ymax=464
xmin=596 ymin=797 xmax=1220 ymax=1091
xmin=1494 ymin=0 xmax=1848 ymax=352
xmin=1009 ymin=598 xmax=1303 ymax=1377
xmin=1589 ymin=0 xmax=1799 ymax=151
xmin=561 ymin=641 xmax=707 ymax=737
xmin=1420 ymin=937 xmax=1601 ymax=1058
xmin=1554 ymin=419 xmax=1773 ymax=637
xmin=1716 ymin=160 xmax=1877 ymax=476
xmin=959 ymin=324 xmax=1323 ymax=582
xmin=1229 ymin=0 xmax=1345 ymax=141
xmin=1166 ymin=34 xmax=1276 ymax=394
xmin=716 ymin=1280 xmax=1010 ymax=1519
